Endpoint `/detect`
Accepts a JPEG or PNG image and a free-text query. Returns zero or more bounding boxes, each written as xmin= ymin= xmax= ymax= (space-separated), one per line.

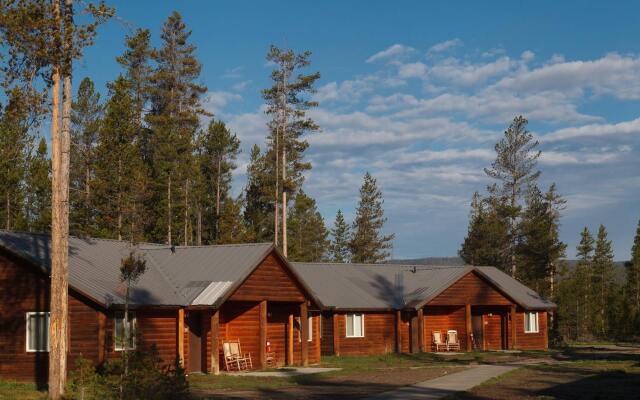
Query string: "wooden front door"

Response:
xmin=188 ymin=313 xmax=202 ymax=373
xmin=472 ymin=315 xmax=484 ymax=350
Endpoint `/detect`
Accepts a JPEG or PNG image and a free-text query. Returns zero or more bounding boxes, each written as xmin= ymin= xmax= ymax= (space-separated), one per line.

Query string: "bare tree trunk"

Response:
xmin=49 ymin=0 xmax=71 ymax=392
xmin=274 ymin=132 xmax=279 ymax=247
xmin=5 ymin=193 xmax=10 ymax=230
xmin=282 ymin=151 xmax=287 ymax=258
xmin=511 ymin=184 xmax=517 ymax=278
xmin=184 ymin=179 xmax=188 ymax=246
xmin=117 ymin=159 xmax=122 ymax=241
xmin=167 ymin=175 xmax=172 ymax=246
xmin=85 ymin=165 xmax=90 ymax=228
xmin=281 ymin=66 xmax=288 ymax=257
xmin=197 ymin=207 xmax=202 ymax=246
xmin=215 ymin=157 xmax=221 ymax=241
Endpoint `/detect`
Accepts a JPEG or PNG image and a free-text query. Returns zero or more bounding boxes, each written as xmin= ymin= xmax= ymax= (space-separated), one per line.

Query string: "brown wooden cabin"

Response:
xmin=291 ymin=262 xmax=555 ymax=356
xmin=0 ymin=231 xmax=321 ymax=386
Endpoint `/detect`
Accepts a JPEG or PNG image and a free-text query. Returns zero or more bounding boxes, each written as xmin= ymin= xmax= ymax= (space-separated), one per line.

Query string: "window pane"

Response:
xmin=346 ymin=314 xmax=354 ymax=337
xmin=308 ymin=316 xmax=313 ymax=341
xmin=354 ymin=314 xmax=362 ymax=337
xmin=27 ymin=313 xmax=49 ymax=351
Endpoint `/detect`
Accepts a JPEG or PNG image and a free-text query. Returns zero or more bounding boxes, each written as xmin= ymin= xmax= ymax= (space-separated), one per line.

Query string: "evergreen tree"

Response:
xmin=287 ymin=190 xmax=328 ymax=262
xmin=459 ymin=190 xmax=510 ymax=269
xmin=243 ymin=144 xmax=273 ymax=242
xmin=484 ymin=115 xmax=541 ymax=277
xmin=592 ymin=224 xmax=615 ymax=336
xmin=575 ymin=227 xmax=595 ymax=338
xmin=70 ymin=77 xmax=101 ymax=235
xmin=216 ymin=196 xmax=248 ymax=245
xmin=261 ymin=45 xmax=320 ymax=251
xmin=93 ymin=76 xmax=145 ymax=241
xmin=196 ymin=119 xmax=240 ymax=243
xmin=329 ymin=209 xmax=351 ymax=262
xmin=116 ymin=28 xmax=152 ymax=132
xmin=517 ymin=184 xmax=566 ymax=296
xmin=146 ymin=11 xmax=208 ymax=245
xmin=24 ymin=138 xmax=51 ymax=232
xmin=626 ymin=219 xmax=640 ymax=330
xmin=0 ymin=87 xmax=34 ymax=230
xmin=349 ymin=172 xmax=395 ymax=263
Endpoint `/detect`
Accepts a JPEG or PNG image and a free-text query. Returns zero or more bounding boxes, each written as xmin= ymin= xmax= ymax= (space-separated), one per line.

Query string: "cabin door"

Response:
xmin=472 ymin=315 xmax=484 ymax=350
xmin=188 ymin=313 xmax=203 ymax=373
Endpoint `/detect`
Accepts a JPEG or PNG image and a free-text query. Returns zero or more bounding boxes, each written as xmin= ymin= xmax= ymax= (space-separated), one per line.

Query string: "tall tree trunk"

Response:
xmin=5 ymin=193 xmax=10 ymax=230
xmin=280 ymin=67 xmax=288 ymax=257
xmin=50 ymin=0 xmax=71 ymax=393
xmin=85 ymin=164 xmax=90 ymax=228
xmin=167 ymin=175 xmax=172 ymax=246
xmin=274 ymin=131 xmax=279 ymax=247
xmin=511 ymin=184 xmax=517 ymax=278
xmin=117 ymin=159 xmax=122 ymax=241
xmin=184 ymin=179 xmax=188 ymax=246
xmin=215 ymin=157 xmax=221 ymax=241
xmin=197 ymin=207 xmax=202 ymax=246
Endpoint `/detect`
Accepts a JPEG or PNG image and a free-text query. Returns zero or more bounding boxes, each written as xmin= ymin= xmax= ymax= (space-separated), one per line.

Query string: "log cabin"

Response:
xmin=291 ymin=262 xmax=555 ymax=356
xmin=0 ymin=231 xmax=322 ymax=386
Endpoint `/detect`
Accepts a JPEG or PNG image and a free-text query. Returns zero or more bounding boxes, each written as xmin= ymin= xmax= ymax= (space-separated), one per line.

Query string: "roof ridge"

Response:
xmin=137 ymin=249 xmax=188 ymax=305
xmin=0 ymin=229 xmax=166 ymax=247
xmin=294 ymin=261 xmax=468 ymax=268
xmin=143 ymin=242 xmax=273 ymax=250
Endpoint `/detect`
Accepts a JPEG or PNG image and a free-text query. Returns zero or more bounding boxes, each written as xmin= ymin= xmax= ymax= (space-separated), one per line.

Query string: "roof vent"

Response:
xmin=170 ymin=245 xmax=176 ymax=254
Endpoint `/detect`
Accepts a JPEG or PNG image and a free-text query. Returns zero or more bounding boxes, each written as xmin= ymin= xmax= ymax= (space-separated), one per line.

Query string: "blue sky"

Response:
xmin=71 ymin=1 xmax=640 ymax=259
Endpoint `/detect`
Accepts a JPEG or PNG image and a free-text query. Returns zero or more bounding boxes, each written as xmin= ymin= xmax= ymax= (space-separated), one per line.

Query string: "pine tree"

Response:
xmin=261 ymin=45 xmax=320 ymax=253
xmin=593 ymin=224 xmax=615 ymax=336
xmin=196 ymin=118 xmax=240 ymax=243
xmin=0 ymin=87 xmax=33 ymax=231
xmin=484 ymin=115 xmax=541 ymax=277
xmin=330 ymin=209 xmax=351 ymax=262
xmin=146 ymin=11 xmax=208 ymax=246
xmin=575 ymin=227 xmax=595 ymax=338
xmin=93 ymin=76 xmax=145 ymax=241
xmin=459 ymin=190 xmax=510 ymax=270
xmin=349 ymin=172 xmax=395 ymax=263
xmin=24 ymin=138 xmax=51 ymax=232
xmin=70 ymin=77 xmax=101 ymax=235
xmin=517 ymin=184 xmax=566 ymax=296
xmin=287 ymin=190 xmax=329 ymax=262
xmin=626 ymin=219 xmax=640 ymax=329
xmin=116 ymin=28 xmax=152 ymax=132
xmin=216 ymin=196 xmax=248 ymax=245
xmin=243 ymin=144 xmax=273 ymax=242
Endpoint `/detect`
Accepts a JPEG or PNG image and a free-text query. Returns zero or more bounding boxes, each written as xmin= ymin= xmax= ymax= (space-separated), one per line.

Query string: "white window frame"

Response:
xmin=308 ymin=315 xmax=313 ymax=342
xmin=524 ymin=312 xmax=539 ymax=333
xmin=345 ymin=313 xmax=365 ymax=338
xmin=26 ymin=312 xmax=50 ymax=352
xmin=114 ymin=312 xmax=137 ymax=351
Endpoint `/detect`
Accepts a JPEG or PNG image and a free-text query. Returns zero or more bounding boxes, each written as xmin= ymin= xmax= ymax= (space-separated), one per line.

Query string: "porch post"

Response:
xmin=314 ymin=314 xmax=321 ymax=361
xmin=332 ymin=313 xmax=341 ymax=356
xmin=211 ymin=309 xmax=220 ymax=375
xmin=300 ymin=302 xmax=309 ymax=366
xmin=287 ymin=313 xmax=294 ymax=365
xmin=417 ymin=308 xmax=424 ymax=352
xmin=97 ymin=311 xmax=106 ymax=364
xmin=465 ymin=303 xmax=472 ymax=352
xmin=259 ymin=300 xmax=267 ymax=368
xmin=395 ymin=310 xmax=402 ymax=353
xmin=178 ymin=308 xmax=185 ymax=366
xmin=510 ymin=304 xmax=517 ymax=349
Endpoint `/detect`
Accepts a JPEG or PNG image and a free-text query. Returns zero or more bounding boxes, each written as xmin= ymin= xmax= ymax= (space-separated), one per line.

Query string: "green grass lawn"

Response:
xmin=0 ymin=381 xmax=45 ymax=400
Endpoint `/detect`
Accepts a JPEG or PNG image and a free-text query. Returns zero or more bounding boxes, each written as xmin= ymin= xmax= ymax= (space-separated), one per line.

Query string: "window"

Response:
xmin=114 ymin=312 xmax=137 ymax=351
xmin=524 ymin=312 xmax=539 ymax=333
xmin=26 ymin=312 xmax=49 ymax=352
xmin=345 ymin=313 xmax=364 ymax=338
xmin=308 ymin=316 xmax=313 ymax=341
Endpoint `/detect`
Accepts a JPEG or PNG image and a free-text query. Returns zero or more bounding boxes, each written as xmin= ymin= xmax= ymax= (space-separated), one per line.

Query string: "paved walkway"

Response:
xmin=367 ymin=364 xmax=518 ymax=400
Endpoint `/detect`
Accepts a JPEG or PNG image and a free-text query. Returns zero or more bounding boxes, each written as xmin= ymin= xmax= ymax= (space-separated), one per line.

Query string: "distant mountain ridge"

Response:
xmin=388 ymin=257 xmax=630 ymax=284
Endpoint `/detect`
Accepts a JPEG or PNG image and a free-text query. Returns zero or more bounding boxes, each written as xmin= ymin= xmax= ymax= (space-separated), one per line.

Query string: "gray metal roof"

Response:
xmin=0 ymin=230 xmax=274 ymax=308
xmin=291 ymin=262 xmax=556 ymax=311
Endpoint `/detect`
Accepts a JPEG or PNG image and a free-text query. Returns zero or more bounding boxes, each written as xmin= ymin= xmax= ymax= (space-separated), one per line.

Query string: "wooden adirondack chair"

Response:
xmin=223 ymin=339 xmax=253 ymax=371
xmin=446 ymin=330 xmax=461 ymax=351
xmin=432 ymin=331 xmax=448 ymax=352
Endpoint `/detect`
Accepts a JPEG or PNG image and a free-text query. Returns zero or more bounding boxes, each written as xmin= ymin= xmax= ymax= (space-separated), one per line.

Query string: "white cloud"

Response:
xmin=366 ymin=44 xmax=415 ymax=63
xmin=428 ymin=38 xmax=462 ymax=53
xmin=222 ymin=66 xmax=244 ymax=79
xmin=544 ymin=118 xmax=640 ymax=141
xmin=398 ymin=62 xmax=428 ymax=79
xmin=232 ymin=80 xmax=252 ymax=91
xmin=203 ymin=91 xmax=242 ymax=114
xmin=494 ymin=53 xmax=640 ymax=99
xmin=539 ymin=151 xmax=619 ymax=166
xmin=428 ymin=56 xmax=516 ymax=86
xmin=314 ymin=77 xmax=375 ymax=103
